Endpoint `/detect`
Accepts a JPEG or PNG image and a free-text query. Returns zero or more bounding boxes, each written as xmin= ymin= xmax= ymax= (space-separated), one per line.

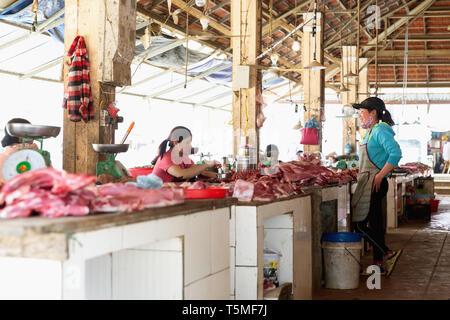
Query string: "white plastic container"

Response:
xmin=322 ymin=239 xmax=362 ymax=289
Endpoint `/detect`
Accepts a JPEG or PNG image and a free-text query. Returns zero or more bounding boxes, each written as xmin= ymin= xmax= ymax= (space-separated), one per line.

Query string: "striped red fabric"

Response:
xmin=62 ymin=36 xmax=93 ymax=123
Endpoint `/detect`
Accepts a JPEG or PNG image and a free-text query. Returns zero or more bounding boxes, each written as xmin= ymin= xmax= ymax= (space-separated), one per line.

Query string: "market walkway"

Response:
xmin=313 ymin=196 xmax=450 ymax=300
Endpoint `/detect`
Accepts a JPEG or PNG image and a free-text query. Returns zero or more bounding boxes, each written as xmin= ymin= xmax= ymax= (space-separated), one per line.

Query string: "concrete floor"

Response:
xmin=314 ymin=196 xmax=450 ymax=300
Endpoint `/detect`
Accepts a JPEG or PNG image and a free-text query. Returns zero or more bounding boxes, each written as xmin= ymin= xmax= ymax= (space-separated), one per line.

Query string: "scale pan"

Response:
xmin=7 ymin=124 xmax=61 ymax=139
xmin=92 ymin=144 xmax=129 ymax=153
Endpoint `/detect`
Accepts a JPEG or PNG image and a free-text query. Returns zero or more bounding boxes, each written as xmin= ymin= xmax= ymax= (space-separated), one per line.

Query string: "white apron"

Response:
xmin=351 ymin=127 xmax=381 ymax=222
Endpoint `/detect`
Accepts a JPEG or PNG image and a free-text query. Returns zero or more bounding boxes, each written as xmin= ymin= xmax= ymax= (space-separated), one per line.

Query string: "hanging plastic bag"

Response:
xmin=300 ymin=116 xmax=319 ymax=145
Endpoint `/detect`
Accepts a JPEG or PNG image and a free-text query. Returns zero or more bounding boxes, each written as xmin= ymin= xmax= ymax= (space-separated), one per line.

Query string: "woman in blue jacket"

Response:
xmin=351 ymin=97 xmax=403 ymax=277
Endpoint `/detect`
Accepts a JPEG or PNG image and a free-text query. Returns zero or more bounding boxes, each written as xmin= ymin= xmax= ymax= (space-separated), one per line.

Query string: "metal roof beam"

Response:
xmin=19 ymin=56 xmax=62 ymax=80
xmin=145 ymin=62 xmax=232 ymax=99
xmin=198 ymin=90 xmax=231 ymax=105
xmin=0 ymin=8 xmax=64 ymax=51
xmin=117 ymin=70 xmax=169 ymax=94
xmin=133 ymin=38 xmax=185 ymax=63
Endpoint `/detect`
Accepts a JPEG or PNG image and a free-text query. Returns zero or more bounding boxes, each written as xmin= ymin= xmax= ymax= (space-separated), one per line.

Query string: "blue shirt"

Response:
xmin=362 ymin=122 xmax=402 ymax=169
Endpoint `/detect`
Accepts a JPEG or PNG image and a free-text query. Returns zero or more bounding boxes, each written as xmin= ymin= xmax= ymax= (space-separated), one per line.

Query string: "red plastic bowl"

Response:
xmin=184 ymin=187 xmax=227 ymax=199
xmin=128 ymin=167 xmax=153 ymax=178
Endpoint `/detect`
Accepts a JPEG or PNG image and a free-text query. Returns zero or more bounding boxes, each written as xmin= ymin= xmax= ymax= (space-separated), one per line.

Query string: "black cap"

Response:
xmin=352 ymin=97 xmax=386 ymax=113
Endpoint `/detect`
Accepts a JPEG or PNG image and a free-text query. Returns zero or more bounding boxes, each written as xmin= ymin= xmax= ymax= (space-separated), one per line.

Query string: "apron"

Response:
xmin=351 ymin=125 xmax=382 ymax=222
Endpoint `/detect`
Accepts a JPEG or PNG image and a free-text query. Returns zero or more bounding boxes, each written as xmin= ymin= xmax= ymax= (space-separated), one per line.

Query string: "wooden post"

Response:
xmin=231 ymin=0 xmax=262 ymax=161
xmin=341 ymin=46 xmax=357 ymax=156
xmin=302 ymin=12 xmax=324 ymax=154
xmin=63 ymin=0 xmax=136 ymax=174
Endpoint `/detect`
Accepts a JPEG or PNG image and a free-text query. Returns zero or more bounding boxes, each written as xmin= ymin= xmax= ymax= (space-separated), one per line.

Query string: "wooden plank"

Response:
xmin=0 ymin=231 xmax=67 ymax=260
xmin=364 ymin=49 xmax=450 ymax=57
xmin=98 ymin=0 xmax=136 ymax=86
xmin=171 ymin=0 xmax=230 ymax=36
xmin=236 ymin=193 xmax=311 ymax=207
xmin=63 ymin=0 xmax=127 ymax=174
xmin=62 ymin=0 xmax=78 ymax=173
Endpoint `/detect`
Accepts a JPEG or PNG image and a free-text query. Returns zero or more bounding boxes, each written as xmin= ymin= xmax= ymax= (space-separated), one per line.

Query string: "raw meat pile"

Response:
xmin=0 ymin=168 xmax=184 ymax=219
xmin=91 ymin=183 xmax=184 ymax=213
xmin=297 ymin=152 xmax=321 ymax=165
xmin=400 ymin=162 xmax=432 ymax=174
xmin=224 ymin=161 xmax=358 ymax=202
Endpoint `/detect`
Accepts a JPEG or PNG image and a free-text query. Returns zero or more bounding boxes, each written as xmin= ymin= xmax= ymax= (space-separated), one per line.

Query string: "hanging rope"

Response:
xmin=356 ymin=0 xmax=360 ymax=97
xmin=184 ymin=11 xmax=189 ymax=88
xmin=375 ymin=0 xmax=379 ymax=96
xmin=31 ymin=0 xmax=39 ymax=32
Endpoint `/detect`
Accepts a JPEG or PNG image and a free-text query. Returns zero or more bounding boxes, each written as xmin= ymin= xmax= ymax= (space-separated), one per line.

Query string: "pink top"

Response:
xmin=153 ymin=150 xmax=194 ymax=183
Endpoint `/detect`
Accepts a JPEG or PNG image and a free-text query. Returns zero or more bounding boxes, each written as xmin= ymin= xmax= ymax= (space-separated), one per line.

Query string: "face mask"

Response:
xmin=361 ymin=116 xmax=374 ymax=129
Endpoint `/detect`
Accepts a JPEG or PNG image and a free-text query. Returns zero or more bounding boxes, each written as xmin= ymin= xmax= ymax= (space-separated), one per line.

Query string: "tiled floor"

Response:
xmin=313 ymin=196 xmax=450 ymax=300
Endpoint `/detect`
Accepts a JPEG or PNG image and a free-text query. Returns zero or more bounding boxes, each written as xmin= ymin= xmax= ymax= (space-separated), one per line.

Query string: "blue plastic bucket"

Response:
xmin=322 ymin=232 xmax=362 ymax=243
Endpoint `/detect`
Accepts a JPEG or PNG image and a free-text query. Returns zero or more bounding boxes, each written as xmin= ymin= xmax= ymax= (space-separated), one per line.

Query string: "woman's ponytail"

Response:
xmin=151 ymin=126 xmax=193 ymax=165
xmin=379 ymin=109 xmax=395 ymax=126
xmin=151 ymin=139 xmax=170 ymax=165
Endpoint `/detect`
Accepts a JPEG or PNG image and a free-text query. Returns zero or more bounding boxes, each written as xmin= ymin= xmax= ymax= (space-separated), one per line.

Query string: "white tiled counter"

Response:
xmin=230 ymin=194 xmax=312 ymax=300
xmin=0 ymin=198 xmax=236 ymax=300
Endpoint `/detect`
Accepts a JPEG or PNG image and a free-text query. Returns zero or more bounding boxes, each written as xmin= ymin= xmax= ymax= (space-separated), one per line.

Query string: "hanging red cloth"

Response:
xmin=62 ymin=36 xmax=93 ymax=122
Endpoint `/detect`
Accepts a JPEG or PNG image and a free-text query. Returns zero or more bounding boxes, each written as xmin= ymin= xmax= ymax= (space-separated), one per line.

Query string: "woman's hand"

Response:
xmin=206 ymin=160 xmax=221 ymax=169
xmin=372 ymin=173 xmax=384 ymax=192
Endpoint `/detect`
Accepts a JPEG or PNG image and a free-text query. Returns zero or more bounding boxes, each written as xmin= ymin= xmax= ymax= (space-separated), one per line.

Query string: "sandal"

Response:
xmin=360 ymin=265 xmax=386 ymax=276
xmin=384 ymin=249 xmax=403 ymax=277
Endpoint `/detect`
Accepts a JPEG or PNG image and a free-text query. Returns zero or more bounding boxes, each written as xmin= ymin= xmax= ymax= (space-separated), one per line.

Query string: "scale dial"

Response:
xmin=1 ymin=149 xmax=47 ymax=182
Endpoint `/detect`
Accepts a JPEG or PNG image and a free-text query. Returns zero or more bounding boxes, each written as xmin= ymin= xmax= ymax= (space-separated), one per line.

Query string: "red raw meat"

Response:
xmin=0 ymin=168 xmax=185 ymax=219
xmin=91 ymin=184 xmax=184 ymax=212
xmin=0 ymin=168 xmax=96 ymax=205
xmin=252 ymin=180 xmax=276 ymax=201
xmin=231 ymin=170 xmax=261 ymax=182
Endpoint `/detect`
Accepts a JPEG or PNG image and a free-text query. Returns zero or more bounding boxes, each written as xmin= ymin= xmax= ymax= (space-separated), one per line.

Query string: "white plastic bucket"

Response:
xmin=322 ymin=233 xmax=362 ymax=289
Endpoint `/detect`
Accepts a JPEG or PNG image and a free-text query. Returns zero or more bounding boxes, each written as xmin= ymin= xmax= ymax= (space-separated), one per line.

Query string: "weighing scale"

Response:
xmin=92 ymin=144 xmax=130 ymax=179
xmin=1 ymin=124 xmax=60 ymax=182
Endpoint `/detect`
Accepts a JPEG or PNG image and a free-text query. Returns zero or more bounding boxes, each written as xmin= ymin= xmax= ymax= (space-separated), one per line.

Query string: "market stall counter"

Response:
xmin=230 ymin=193 xmax=312 ymax=300
xmin=0 ymin=198 xmax=237 ymax=300
xmin=386 ymin=165 xmax=433 ymax=229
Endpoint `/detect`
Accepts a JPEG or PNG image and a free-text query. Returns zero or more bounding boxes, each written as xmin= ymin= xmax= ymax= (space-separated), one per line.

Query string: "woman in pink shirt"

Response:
xmin=151 ymin=126 xmax=220 ymax=183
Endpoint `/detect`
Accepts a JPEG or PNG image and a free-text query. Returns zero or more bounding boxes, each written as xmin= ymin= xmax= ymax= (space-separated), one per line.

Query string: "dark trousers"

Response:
xmin=353 ymin=178 xmax=389 ymax=261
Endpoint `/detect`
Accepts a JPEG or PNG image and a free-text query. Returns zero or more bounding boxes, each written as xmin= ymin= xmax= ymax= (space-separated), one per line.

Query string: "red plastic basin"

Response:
xmin=128 ymin=167 xmax=153 ymax=178
xmin=430 ymin=199 xmax=440 ymax=213
xmin=184 ymin=187 xmax=227 ymax=199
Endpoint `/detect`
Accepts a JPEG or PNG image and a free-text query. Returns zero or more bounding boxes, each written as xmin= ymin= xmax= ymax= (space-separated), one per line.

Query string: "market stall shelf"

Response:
xmin=0 ymin=199 xmax=236 ymax=300
xmin=230 ymin=194 xmax=312 ymax=300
